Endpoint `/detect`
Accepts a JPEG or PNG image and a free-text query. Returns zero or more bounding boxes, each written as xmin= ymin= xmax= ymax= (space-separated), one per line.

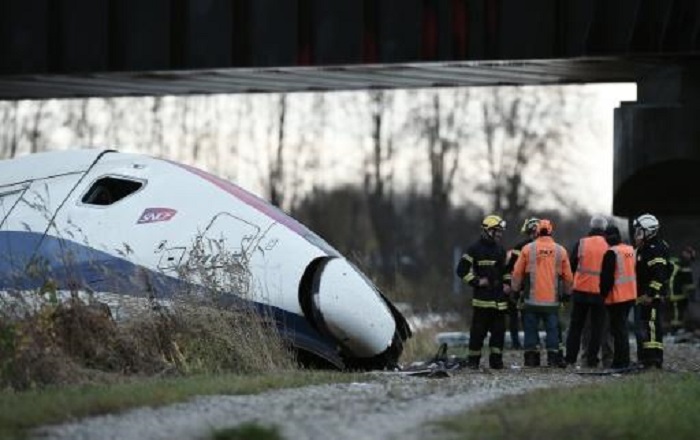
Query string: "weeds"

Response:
xmin=436 ymin=373 xmax=700 ymax=440
xmin=0 ymin=215 xmax=296 ymax=390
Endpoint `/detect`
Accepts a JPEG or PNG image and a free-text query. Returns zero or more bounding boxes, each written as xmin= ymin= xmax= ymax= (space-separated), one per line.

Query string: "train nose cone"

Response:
xmin=315 ymin=259 xmax=396 ymax=357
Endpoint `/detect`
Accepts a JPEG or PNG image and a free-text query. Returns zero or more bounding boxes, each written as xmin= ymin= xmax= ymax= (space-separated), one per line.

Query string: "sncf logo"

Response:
xmin=137 ymin=208 xmax=177 ymax=224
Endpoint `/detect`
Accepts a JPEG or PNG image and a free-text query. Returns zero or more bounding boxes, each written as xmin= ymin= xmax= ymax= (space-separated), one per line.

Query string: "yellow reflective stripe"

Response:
xmin=464 ymin=254 xmax=474 ymax=263
xmin=472 ymin=299 xmax=508 ymax=310
xmin=650 ymin=281 xmax=663 ymax=291
xmin=680 ymin=267 xmax=692 ymax=273
xmin=473 ymin=299 xmax=497 ymax=308
xmin=503 ymin=274 xmax=512 ymax=280
xmin=647 ymin=258 xmax=667 ymax=267
xmin=672 ymin=302 xmax=681 ymax=325
xmin=468 ymin=350 xmax=482 ymax=356
xmin=643 ymin=341 xmax=664 ymax=349
xmin=670 ymin=294 xmax=687 ymax=301
xmin=650 ymin=308 xmax=657 ymax=344
xmin=669 ymin=261 xmax=680 ymax=296
xmin=490 ymin=347 xmax=502 ymax=354
xmin=477 ymin=260 xmax=496 ymax=266
xmin=512 ymin=250 xmax=521 ymax=256
xmin=464 ymin=273 xmax=476 ymax=283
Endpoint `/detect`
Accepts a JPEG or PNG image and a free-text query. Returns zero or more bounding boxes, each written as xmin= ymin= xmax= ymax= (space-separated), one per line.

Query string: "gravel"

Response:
xmin=34 ymin=340 xmax=700 ymax=440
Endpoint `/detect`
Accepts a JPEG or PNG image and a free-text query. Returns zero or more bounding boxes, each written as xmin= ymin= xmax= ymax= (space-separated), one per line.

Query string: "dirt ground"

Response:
xmin=35 ymin=338 xmax=700 ymax=440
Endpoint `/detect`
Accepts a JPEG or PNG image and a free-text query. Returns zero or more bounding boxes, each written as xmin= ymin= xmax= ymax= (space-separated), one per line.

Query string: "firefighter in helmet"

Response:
xmin=456 ymin=214 xmax=510 ymax=369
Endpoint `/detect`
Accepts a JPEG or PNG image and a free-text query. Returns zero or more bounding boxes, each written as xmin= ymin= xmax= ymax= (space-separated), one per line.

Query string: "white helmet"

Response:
xmin=633 ymin=213 xmax=659 ymax=242
xmin=590 ymin=215 xmax=608 ymax=231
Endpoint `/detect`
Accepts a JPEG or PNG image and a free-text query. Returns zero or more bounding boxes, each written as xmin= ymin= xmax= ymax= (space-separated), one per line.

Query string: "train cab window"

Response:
xmin=82 ymin=177 xmax=143 ymax=206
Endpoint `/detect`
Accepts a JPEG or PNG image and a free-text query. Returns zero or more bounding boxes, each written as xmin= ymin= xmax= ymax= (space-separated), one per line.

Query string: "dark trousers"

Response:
xmin=468 ymin=306 xmax=506 ymax=364
xmin=636 ymin=301 xmax=664 ymax=367
xmin=523 ymin=309 xmax=559 ymax=352
xmin=607 ymin=301 xmax=633 ymax=368
xmin=582 ymin=311 xmax=613 ymax=367
xmin=507 ymin=299 xmax=521 ymax=348
xmin=565 ymin=299 xmax=606 ymax=366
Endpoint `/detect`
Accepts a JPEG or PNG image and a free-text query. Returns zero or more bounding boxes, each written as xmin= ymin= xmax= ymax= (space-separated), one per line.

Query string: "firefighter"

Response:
xmin=565 ymin=215 xmax=609 ymax=367
xmin=668 ymin=246 xmax=696 ymax=334
xmin=505 ymin=217 xmax=540 ymax=349
xmin=455 ymin=214 xmax=510 ymax=369
xmin=512 ymin=219 xmax=573 ymax=367
xmin=633 ymin=213 xmax=670 ymax=369
xmin=599 ymin=224 xmax=637 ymax=369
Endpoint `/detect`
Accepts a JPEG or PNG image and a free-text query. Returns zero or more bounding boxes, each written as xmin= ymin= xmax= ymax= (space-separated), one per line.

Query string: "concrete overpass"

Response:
xmin=1 ymin=0 xmax=700 ymax=230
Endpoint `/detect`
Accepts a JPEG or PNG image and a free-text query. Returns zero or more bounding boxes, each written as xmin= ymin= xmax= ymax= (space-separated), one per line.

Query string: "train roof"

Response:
xmin=0 ymin=149 xmax=115 ymax=186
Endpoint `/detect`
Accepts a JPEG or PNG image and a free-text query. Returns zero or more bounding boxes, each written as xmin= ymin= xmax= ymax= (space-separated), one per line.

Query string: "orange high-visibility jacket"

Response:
xmin=513 ymin=236 xmax=574 ymax=307
xmin=605 ymin=244 xmax=637 ymax=305
xmin=573 ymin=235 xmax=609 ymax=294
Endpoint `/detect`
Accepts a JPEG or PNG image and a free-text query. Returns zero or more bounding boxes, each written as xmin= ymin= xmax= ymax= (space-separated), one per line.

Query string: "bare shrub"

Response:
xmin=0 ymin=228 xmax=296 ymax=390
xmin=165 ymin=303 xmax=295 ymax=374
xmin=169 ymin=234 xmax=296 ymax=374
xmin=0 ymin=303 xmax=80 ymax=390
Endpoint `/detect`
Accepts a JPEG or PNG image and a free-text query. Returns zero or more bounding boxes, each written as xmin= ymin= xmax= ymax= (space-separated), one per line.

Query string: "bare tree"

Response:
xmin=0 ymin=101 xmax=20 ymax=159
xmin=28 ymin=101 xmax=48 ymax=153
xmin=267 ymin=94 xmax=287 ymax=208
xmin=150 ymin=96 xmax=165 ymax=155
xmin=364 ymin=91 xmax=398 ymax=286
xmin=74 ymin=99 xmax=97 ymax=146
xmin=477 ymin=86 xmax=578 ymax=222
xmin=286 ymin=94 xmax=326 ymax=211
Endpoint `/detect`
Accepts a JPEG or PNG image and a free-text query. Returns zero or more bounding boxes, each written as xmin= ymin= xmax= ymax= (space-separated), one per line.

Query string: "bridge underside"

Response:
xmin=0 ymin=56 xmax=661 ymax=100
xmin=0 ymin=0 xmax=699 ymax=224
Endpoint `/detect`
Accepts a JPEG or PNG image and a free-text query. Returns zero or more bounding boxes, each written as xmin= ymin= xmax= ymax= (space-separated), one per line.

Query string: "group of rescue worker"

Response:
xmin=456 ymin=213 xmax=695 ymax=370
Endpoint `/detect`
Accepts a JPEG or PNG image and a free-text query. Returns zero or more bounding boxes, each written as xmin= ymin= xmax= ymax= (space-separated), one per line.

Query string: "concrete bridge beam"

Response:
xmin=614 ymin=63 xmax=700 ymax=218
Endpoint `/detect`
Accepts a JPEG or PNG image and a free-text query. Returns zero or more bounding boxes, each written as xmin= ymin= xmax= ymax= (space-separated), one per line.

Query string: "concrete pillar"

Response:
xmin=614 ymin=63 xmax=700 ymax=293
xmin=614 ymin=63 xmax=700 ymax=218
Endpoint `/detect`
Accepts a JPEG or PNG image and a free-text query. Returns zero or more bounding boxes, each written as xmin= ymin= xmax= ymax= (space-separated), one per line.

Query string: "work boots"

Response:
xmin=489 ymin=353 xmax=504 ymax=370
xmin=523 ymin=350 xmax=541 ymax=367
xmin=547 ymin=351 xmax=567 ymax=368
xmin=465 ymin=355 xmax=480 ymax=369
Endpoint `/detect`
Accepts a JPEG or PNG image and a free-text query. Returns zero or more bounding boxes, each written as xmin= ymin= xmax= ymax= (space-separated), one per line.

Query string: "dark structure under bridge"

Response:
xmin=1 ymin=0 xmax=700 ymax=245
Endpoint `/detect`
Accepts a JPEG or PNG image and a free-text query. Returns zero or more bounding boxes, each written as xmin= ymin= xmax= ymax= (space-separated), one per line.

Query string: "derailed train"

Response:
xmin=0 ymin=149 xmax=411 ymax=369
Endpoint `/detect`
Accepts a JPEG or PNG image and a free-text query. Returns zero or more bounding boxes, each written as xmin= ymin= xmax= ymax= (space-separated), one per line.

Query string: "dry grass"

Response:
xmin=0 ymin=232 xmax=297 ymax=390
xmin=399 ymin=319 xmax=466 ymax=365
xmin=0 ymin=295 xmax=296 ymax=391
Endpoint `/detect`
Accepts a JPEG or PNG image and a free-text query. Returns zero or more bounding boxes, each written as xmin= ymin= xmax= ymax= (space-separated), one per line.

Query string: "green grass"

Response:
xmin=437 ymin=372 xmax=700 ymax=440
xmin=0 ymin=370 xmax=361 ymax=440
xmin=211 ymin=422 xmax=282 ymax=440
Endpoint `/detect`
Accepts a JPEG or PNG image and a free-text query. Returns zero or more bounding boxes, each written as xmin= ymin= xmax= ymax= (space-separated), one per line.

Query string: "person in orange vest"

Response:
xmin=505 ymin=217 xmax=540 ymax=349
xmin=512 ymin=219 xmax=573 ymax=367
xmin=599 ymin=224 xmax=637 ymax=369
xmin=564 ymin=215 xmax=609 ymax=367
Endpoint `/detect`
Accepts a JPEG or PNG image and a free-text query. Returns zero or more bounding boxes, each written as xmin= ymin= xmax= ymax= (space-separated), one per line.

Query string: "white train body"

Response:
xmin=0 ymin=150 xmax=411 ymax=369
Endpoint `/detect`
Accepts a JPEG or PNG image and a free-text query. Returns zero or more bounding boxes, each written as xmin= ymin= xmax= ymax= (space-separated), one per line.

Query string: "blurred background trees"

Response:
xmin=0 ymin=85 xmax=623 ymax=312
